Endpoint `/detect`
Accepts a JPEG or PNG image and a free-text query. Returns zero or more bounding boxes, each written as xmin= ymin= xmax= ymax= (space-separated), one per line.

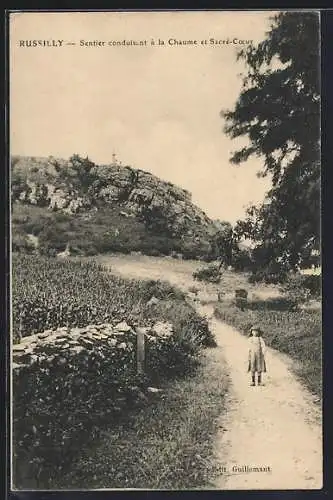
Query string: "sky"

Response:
xmin=10 ymin=11 xmax=275 ymax=224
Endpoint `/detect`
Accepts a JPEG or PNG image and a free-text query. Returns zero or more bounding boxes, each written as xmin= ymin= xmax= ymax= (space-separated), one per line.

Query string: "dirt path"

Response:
xmin=199 ymin=304 xmax=322 ymax=490
xmin=97 ymin=254 xmax=323 ymax=490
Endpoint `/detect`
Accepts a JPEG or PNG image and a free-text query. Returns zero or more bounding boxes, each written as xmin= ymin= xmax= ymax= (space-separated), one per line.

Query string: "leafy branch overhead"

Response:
xmin=222 ymin=12 xmax=320 ymax=269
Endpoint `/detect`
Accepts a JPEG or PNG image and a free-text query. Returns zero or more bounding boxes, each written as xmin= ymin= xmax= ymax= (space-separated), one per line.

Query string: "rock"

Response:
xmin=114 ymin=321 xmax=132 ymax=332
xmin=147 ymin=296 xmax=159 ymax=307
xmin=70 ymin=328 xmax=83 ymax=335
xmin=13 ymin=344 xmax=26 ymax=351
xmin=70 ymin=346 xmax=84 ymax=355
xmin=20 ymin=335 xmax=37 ymax=344
xmin=136 ymin=391 xmax=149 ymax=403
xmin=22 ymin=347 xmax=34 ymax=354
xmin=81 ymin=338 xmax=93 ymax=345
xmin=12 ymin=362 xmax=23 ymax=370
xmin=152 ymin=321 xmax=173 ymax=338
xmin=53 ymin=338 xmax=68 ymax=344
xmin=38 ymin=331 xmax=54 ymax=338
xmin=85 ymin=332 xmax=97 ymax=339
xmin=97 ymin=334 xmax=108 ymax=340
xmin=88 ymin=328 xmax=98 ymax=333
xmin=147 ymin=387 xmax=163 ymax=393
xmin=70 ymin=332 xmax=82 ymax=339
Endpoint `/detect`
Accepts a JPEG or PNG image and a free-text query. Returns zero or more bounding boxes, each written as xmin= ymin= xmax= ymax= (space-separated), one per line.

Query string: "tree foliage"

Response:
xmin=137 ymin=199 xmax=177 ymax=238
xmin=222 ymin=12 xmax=320 ymax=269
xmin=210 ymin=221 xmax=233 ymax=266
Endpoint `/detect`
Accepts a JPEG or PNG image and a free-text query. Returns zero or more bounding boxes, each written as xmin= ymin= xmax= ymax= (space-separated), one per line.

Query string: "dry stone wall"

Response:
xmin=12 ymin=320 xmax=175 ymax=488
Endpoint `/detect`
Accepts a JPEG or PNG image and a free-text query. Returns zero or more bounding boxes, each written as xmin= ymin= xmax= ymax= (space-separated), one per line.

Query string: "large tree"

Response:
xmin=222 ymin=11 xmax=320 ymax=270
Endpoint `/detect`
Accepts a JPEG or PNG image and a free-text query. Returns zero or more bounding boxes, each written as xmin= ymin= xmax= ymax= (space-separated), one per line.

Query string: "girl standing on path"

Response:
xmin=248 ymin=326 xmax=267 ymax=386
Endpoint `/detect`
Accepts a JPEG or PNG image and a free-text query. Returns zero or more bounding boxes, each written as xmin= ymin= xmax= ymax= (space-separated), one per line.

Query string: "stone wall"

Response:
xmin=12 ymin=320 xmax=174 ymax=488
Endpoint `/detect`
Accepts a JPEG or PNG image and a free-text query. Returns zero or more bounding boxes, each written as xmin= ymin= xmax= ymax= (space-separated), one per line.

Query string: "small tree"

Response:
xmin=210 ymin=221 xmax=234 ymax=269
xmin=68 ymin=154 xmax=97 ymax=194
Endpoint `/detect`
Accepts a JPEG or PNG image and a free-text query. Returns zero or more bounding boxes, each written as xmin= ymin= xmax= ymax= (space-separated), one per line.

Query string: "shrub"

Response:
xmin=248 ymin=266 xmax=288 ymax=284
xmin=232 ymin=249 xmax=253 ymax=272
xmin=301 ymin=274 xmax=321 ymax=297
xmin=139 ymin=279 xmax=185 ymax=301
xmin=234 ymin=288 xmax=249 ymax=310
xmin=283 ymin=273 xmax=321 ymax=308
xmin=193 ymin=263 xmax=222 ymax=283
xmin=12 ymin=233 xmax=36 ymax=254
xmin=144 ymin=247 xmax=163 ymax=257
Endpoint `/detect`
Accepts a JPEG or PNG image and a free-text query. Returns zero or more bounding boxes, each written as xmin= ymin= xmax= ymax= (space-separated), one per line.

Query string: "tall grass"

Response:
xmin=214 ymin=299 xmax=321 ymax=398
xmin=48 ymin=350 xmax=229 ymax=490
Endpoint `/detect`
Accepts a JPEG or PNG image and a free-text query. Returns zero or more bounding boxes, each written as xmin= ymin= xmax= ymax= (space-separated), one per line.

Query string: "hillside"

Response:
xmin=11 ymin=154 xmax=219 ymax=259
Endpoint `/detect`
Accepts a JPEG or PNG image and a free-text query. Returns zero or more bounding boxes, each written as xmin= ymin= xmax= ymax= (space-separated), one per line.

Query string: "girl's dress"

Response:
xmin=248 ymin=336 xmax=266 ymax=374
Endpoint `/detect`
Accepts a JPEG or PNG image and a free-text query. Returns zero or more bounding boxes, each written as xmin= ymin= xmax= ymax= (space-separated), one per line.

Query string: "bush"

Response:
xmin=182 ymin=241 xmax=211 ymax=261
xmin=139 ymin=279 xmax=186 ymax=302
xmin=12 ymin=233 xmax=36 ymax=254
xmin=301 ymin=274 xmax=321 ymax=297
xmin=232 ymin=249 xmax=253 ymax=272
xmin=193 ymin=263 xmax=222 ymax=283
xmin=248 ymin=266 xmax=288 ymax=284
xmin=283 ymin=273 xmax=321 ymax=308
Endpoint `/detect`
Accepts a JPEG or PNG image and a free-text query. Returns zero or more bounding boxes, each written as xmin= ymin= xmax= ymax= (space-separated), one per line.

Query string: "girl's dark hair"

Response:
xmin=249 ymin=327 xmax=262 ymax=337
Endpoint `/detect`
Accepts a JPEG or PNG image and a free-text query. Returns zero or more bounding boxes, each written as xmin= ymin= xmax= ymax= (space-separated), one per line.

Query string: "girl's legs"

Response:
xmin=251 ymin=372 xmax=255 ymax=386
xmin=257 ymin=372 xmax=262 ymax=385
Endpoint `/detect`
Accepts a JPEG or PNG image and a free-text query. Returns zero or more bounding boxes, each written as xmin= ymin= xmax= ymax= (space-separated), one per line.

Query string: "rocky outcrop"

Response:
xmin=11 ymin=155 xmax=216 ymax=252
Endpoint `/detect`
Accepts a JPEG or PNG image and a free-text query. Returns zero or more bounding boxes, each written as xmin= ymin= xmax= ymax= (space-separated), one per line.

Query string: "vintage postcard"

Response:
xmin=9 ymin=10 xmax=322 ymax=491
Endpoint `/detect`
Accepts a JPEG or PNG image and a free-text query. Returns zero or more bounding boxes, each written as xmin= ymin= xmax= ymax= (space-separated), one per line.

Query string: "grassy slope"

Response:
xmin=49 ymin=349 xmax=229 ymax=490
xmin=12 ymin=203 xmax=182 ymax=256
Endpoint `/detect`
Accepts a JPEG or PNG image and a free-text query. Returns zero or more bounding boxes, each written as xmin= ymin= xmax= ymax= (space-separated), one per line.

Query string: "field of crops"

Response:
xmin=12 ymin=253 xmax=216 ymax=488
xmin=12 ymin=253 xmax=215 ymax=347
